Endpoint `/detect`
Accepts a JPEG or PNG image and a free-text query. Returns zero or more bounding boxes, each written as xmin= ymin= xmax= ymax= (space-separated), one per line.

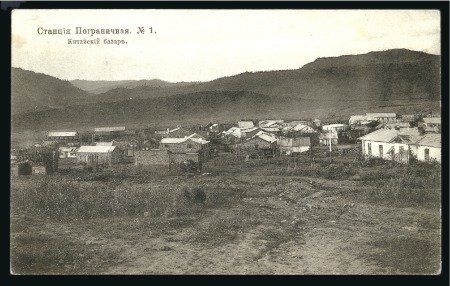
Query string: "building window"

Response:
xmin=379 ymin=145 xmax=383 ymax=157
xmin=187 ymin=143 xmax=192 ymax=148
xmin=165 ymin=144 xmax=169 ymax=148
xmin=425 ymin=148 xmax=430 ymax=161
xmin=399 ymin=146 xmax=404 ymax=154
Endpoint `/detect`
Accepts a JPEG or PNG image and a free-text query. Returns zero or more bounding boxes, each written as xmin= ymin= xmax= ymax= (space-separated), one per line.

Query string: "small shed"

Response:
xmin=59 ymin=147 xmax=78 ymax=159
xmin=76 ymin=146 xmax=121 ymax=167
xmin=280 ymin=137 xmax=311 ymax=155
xmin=238 ymin=121 xmax=255 ymax=129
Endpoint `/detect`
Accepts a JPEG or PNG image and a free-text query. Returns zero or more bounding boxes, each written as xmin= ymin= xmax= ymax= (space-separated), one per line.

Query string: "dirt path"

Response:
xmin=11 ymin=173 xmax=440 ymax=274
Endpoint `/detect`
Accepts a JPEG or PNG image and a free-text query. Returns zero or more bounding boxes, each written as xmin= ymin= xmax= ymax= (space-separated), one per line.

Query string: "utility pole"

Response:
xmin=310 ymin=136 xmax=313 ymax=168
xmin=329 ymin=129 xmax=332 ymax=163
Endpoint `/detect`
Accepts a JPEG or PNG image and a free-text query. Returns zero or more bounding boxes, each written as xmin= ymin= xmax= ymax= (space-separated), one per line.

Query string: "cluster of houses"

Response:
xmin=10 ymin=111 xmax=442 ymax=175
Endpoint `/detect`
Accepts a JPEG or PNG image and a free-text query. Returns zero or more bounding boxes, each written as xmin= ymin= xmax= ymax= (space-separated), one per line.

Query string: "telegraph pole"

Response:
xmin=329 ymin=129 xmax=332 ymax=163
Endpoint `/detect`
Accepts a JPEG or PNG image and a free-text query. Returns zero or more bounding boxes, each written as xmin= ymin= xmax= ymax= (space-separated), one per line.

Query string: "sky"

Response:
xmin=12 ymin=9 xmax=441 ymax=82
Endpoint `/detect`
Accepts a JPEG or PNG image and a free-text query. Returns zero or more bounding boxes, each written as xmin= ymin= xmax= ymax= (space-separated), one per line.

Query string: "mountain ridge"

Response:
xmin=11 ymin=49 xmax=441 ymax=131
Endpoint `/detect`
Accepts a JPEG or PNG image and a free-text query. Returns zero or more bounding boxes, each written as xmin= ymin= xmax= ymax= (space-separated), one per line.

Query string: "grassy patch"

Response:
xmin=10 ymin=231 xmax=121 ymax=274
xmin=11 ymin=174 xmax=246 ymax=221
xmin=353 ymin=162 xmax=441 ymax=207
xmin=187 ymin=209 xmax=260 ymax=246
xmin=368 ymin=236 xmax=441 ymax=274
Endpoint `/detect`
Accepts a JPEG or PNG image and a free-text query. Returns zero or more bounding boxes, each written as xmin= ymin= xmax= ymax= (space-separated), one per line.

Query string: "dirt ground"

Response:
xmin=10 ymin=156 xmax=441 ymax=275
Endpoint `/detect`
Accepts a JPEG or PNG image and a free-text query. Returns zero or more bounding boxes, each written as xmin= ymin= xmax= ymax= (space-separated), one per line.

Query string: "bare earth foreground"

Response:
xmin=10 ymin=153 xmax=441 ymax=275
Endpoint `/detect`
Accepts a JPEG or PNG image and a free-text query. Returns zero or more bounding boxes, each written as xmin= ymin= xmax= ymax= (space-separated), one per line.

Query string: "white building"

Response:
xmin=238 ymin=121 xmax=255 ymax=129
xmin=416 ymin=134 xmax=441 ymax=163
xmin=292 ymin=123 xmax=315 ymax=134
xmin=322 ymin=124 xmax=348 ymax=132
xmin=279 ymin=137 xmax=310 ymax=155
xmin=366 ymin=113 xmax=397 ymax=123
xmin=358 ymin=129 xmax=440 ymax=163
xmin=349 ymin=115 xmax=369 ymax=126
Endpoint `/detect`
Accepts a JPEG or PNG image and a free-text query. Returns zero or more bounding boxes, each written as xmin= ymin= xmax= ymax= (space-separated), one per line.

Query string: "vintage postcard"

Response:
xmin=10 ymin=8 xmax=442 ymax=275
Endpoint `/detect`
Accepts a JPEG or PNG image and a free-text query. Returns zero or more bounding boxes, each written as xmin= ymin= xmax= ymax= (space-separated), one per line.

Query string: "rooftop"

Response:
xmin=94 ymin=126 xmax=126 ymax=132
xmin=358 ymin=129 xmax=399 ymax=142
xmin=161 ymin=138 xmax=187 ymax=144
xmin=417 ymin=134 xmax=441 ymax=148
xmin=248 ymin=131 xmax=277 ymax=143
xmin=292 ymin=124 xmax=310 ymax=131
xmin=322 ymin=124 xmax=348 ymax=128
xmin=366 ymin=113 xmax=396 ymax=118
xmin=48 ymin=131 xmax=77 ymax=137
xmin=423 ymin=118 xmax=441 ymax=124
xmin=77 ymin=146 xmax=117 ymax=153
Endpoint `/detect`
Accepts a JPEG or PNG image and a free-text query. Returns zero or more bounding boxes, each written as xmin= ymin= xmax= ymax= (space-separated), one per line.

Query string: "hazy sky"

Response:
xmin=12 ymin=9 xmax=440 ymax=82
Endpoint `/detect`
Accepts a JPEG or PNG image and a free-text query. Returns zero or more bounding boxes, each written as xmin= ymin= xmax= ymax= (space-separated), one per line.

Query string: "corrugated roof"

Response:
xmin=417 ymin=134 xmax=441 ymax=148
xmin=189 ymin=138 xmax=210 ymax=145
xmin=241 ymin=127 xmax=259 ymax=133
xmin=249 ymin=131 xmax=277 ymax=143
xmin=48 ymin=131 xmax=77 ymax=137
xmin=77 ymin=146 xmax=116 ymax=153
xmin=366 ymin=113 xmax=396 ymax=118
xmin=187 ymin=133 xmax=205 ymax=139
xmin=423 ymin=118 xmax=441 ymax=124
xmin=322 ymin=124 xmax=348 ymax=129
xmin=94 ymin=127 xmax=126 ymax=132
xmin=349 ymin=115 xmax=367 ymax=121
xmin=260 ymin=120 xmax=281 ymax=127
xmin=161 ymin=138 xmax=186 ymax=144
xmin=358 ymin=129 xmax=398 ymax=142
xmin=59 ymin=147 xmax=77 ymax=152
xmin=292 ymin=124 xmax=311 ymax=131
xmin=359 ymin=129 xmax=426 ymax=144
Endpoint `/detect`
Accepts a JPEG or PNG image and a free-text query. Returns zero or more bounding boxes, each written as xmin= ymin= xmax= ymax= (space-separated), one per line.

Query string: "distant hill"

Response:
xmin=11 ymin=68 xmax=93 ymax=115
xmin=11 ymin=90 xmax=440 ymax=132
xmin=80 ymin=49 xmax=440 ymax=104
xmin=71 ymin=79 xmax=198 ymax=94
xmin=11 ymin=49 xmax=441 ymax=132
xmin=11 ymin=91 xmax=290 ymax=131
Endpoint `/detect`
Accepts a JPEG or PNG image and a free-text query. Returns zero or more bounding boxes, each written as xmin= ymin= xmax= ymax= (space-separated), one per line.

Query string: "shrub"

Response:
xmin=11 ymin=175 xmax=245 ymax=221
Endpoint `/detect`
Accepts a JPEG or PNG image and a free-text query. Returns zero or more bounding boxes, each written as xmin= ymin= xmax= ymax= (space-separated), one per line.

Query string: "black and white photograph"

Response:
xmin=9 ymin=6 xmax=445 ymax=275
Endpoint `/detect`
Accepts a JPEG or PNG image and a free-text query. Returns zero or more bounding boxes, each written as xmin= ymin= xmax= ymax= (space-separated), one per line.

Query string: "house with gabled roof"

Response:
xmin=76 ymin=145 xmax=122 ymax=166
xmin=47 ymin=131 xmax=79 ymax=143
xmin=358 ymin=129 xmax=440 ymax=163
xmin=291 ymin=124 xmax=315 ymax=134
xmin=279 ymin=136 xmax=310 ymax=155
xmin=159 ymin=135 xmax=211 ymax=161
xmin=239 ymin=131 xmax=277 ymax=157
xmin=366 ymin=113 xmax=397 ymax=123
xmin=416 ymin=134 xmax=441 ymax=162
